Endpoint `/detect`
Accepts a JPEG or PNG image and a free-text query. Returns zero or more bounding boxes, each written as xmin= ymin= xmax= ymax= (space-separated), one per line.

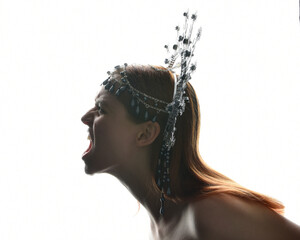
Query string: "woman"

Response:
xmin=81 ymin=64 xmax=300 ymax=240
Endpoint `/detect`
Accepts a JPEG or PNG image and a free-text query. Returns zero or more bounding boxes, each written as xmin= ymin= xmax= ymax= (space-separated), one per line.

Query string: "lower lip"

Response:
xmin=82 ymin=140 xmax=93 ymax=157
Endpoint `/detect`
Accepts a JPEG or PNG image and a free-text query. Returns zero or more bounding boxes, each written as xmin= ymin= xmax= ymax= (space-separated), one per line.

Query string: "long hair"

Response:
xmin=112 ymin=64 xmax=284 ymax=215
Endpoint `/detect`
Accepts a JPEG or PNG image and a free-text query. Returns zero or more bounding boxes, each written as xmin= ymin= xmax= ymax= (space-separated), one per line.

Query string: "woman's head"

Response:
xmin=81 ymin=64 xmax=201 ymax=199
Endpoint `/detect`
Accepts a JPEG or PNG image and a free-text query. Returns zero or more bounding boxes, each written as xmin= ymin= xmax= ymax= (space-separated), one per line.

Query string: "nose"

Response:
xmin=81 ymin=108 xmax=94 ymax=126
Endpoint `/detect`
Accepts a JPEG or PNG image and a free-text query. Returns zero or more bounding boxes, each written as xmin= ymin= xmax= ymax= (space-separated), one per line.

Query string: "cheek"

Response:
xmin=93 ymin=119 xmax=112 ymax=148
xmin=110 ymin=123 xmax=136 ymax=156
xmin=94 ymin=118 xmax=135 ymax=159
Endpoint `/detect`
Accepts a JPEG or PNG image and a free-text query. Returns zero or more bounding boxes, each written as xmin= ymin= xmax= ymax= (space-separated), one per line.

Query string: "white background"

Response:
xmin=0 ymin=0 xmax=299 ymax=239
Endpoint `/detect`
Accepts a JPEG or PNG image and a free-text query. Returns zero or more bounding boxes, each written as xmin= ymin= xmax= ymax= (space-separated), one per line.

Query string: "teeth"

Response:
xmin=87 ymin=135 xmax=92 ymax=141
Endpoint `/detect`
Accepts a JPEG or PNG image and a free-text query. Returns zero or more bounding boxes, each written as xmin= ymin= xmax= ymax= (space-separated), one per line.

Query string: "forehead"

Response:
xmin=94 ymin=86 xmax=118 ymax=109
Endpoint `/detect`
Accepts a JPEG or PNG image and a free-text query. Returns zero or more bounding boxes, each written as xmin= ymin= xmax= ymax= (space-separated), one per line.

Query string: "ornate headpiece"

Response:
xmin=101 ymin=11 xmax=202 ymax=216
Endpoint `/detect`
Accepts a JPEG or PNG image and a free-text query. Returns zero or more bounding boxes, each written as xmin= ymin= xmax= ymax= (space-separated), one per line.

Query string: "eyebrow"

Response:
xmin=94 ymin=98 xmax=111 ymax=109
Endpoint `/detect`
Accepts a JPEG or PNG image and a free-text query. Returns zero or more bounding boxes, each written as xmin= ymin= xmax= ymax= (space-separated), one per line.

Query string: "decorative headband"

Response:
xmin=101 ymin=10 xmax=202 ymax=216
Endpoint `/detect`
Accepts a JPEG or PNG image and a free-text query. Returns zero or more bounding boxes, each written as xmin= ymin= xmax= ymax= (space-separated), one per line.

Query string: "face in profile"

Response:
xmin=81 ymin=86 xmax=138 ymax=175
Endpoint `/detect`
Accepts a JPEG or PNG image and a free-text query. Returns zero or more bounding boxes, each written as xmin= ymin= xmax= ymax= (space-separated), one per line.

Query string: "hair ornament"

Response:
xmin=101 ymin=63 xmax=171 ymax=123
xmin=155 ymin=10 xmax=202 ymax=215
xmin=100 ymin=10 xmax=202 ymax=217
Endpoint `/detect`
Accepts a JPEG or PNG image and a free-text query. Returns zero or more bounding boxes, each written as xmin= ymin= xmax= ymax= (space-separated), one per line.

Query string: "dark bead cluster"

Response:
xmin=159 ymin=192 xmax=165 ymax=215
xmin=101 ymin=64 xmax=170 ymax=123
xmin=156 ymin=144 xmax=171 ymax=195
xmin=156 ymin=10 xmax=202 ymax=216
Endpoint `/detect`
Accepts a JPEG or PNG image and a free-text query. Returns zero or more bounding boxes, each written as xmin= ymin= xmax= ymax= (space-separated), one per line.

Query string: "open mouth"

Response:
xmin=83 ymin=134 xmax=93 ymax=156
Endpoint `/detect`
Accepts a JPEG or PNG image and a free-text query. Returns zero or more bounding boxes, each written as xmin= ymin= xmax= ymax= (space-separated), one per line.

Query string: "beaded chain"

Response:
xmin=101 ymin=10 xmax=202 ymax=217
xmin=101 ymin=64 xmax=171 ymax=123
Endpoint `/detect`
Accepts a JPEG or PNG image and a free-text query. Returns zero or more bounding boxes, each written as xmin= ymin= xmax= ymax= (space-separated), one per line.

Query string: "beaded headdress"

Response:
xmin=101 ymin=11 xmax=202 ymax=216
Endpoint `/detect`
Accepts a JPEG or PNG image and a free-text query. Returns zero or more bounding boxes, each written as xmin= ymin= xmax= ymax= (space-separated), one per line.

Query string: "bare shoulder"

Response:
xmin=190 ymin=193 xmax=300 ymax=240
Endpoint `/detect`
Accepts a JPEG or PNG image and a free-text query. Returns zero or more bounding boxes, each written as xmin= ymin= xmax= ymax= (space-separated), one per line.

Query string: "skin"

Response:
xmin=81 ymin=86 xmax=300 ymax=240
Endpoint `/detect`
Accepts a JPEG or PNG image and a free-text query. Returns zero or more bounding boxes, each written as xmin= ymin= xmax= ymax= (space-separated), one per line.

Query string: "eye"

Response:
xmin=96 ymin=105 xmax=105 ymax=114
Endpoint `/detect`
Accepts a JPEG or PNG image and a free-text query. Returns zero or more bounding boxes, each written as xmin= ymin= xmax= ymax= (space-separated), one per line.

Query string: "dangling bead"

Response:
xmin=130 ymin=97 xmax=136 ymax=108
xmin=157 ymin=178 xmax=161 ymax=187
xmin=160 ymin=206 xmax=164 ymax=215
xmin=162 ymin=174 xmax=166 ymax=184
xmin=144 ymin=110 xmax=149 ymax=121
xmin=115 ymin=88 xmax=121 ymax=96
xmin=115 ymin=85 xmax=127 ymax=96
xmin=102 ymin=78 xmax=109 ymax=85
xmin=160 ymin=192 xmax=165 ymax=215
xmin=167 ymin=186 xmax=171 ymax=196
xmin=109 ymin=84 xmax=115 ymax=93
xmin=105 ymin=82 xmax=112 ymax=90
xmin=135 ymin=103 xmax=140 ymax=116
xmin=151 ymin=115 xmax=157 ymax=122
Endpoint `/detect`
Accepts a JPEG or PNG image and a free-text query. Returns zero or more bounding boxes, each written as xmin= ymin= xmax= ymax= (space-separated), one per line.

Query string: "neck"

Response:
xmin=106 ymin=150 xmax=187 ymax=231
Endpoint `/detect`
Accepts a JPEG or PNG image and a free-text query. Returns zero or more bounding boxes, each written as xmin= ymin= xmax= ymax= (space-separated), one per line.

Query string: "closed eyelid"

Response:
xmin=95 ymin=99 xmax=110 ymax=110
xmin=94 ymin=101 xmax=102 ymax=109
xmin=95 ymin=103 xmax=105 ymax=110
xmin=94 ymin=103 xmax=106 ymax=114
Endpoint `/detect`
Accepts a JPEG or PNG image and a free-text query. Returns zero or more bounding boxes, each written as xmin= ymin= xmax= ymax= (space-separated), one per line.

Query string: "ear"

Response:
xmin=136 ymin=121 xmax=161 ymax=147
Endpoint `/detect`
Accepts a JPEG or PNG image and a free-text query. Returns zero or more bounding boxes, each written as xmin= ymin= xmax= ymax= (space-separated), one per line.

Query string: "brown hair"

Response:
xmin=112 ymin=64 xmax=284 ymax=215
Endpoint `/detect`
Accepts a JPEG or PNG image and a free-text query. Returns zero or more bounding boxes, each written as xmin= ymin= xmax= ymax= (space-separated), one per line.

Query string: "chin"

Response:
xmin=84 ymin=163 xmax=108 ymax=175
xmin=84 ymin=164 xmax=97 ymax=175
